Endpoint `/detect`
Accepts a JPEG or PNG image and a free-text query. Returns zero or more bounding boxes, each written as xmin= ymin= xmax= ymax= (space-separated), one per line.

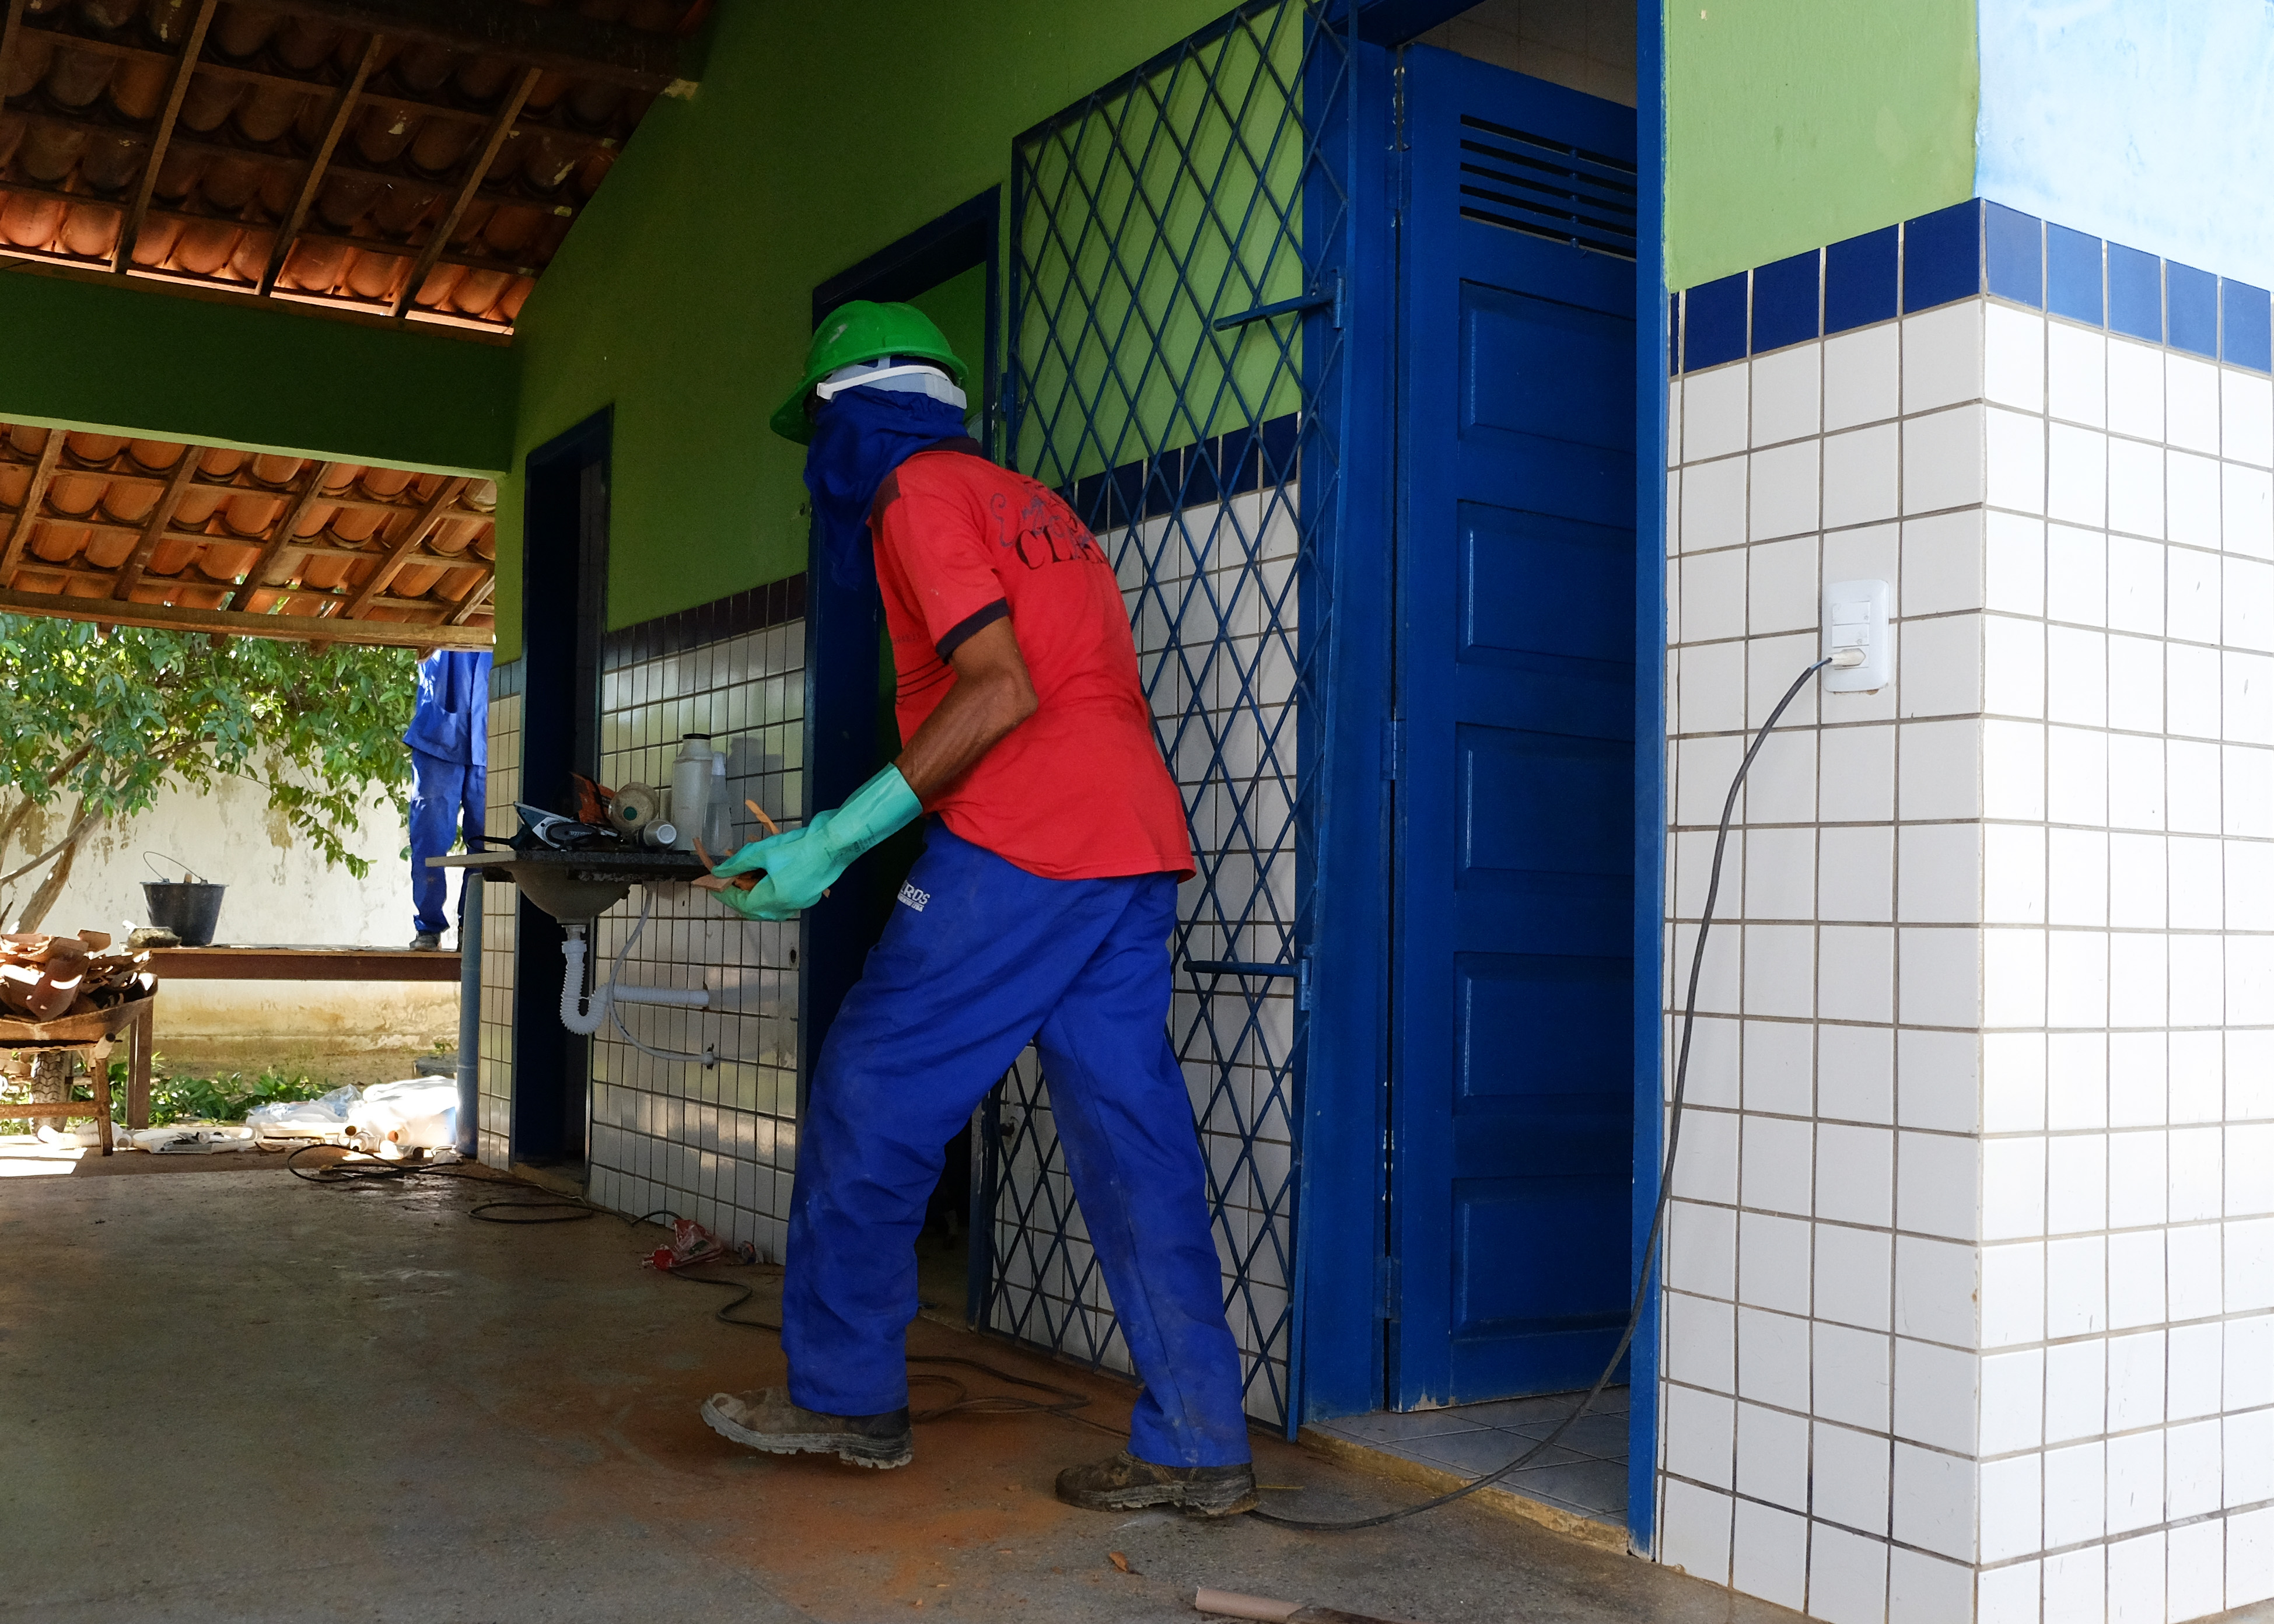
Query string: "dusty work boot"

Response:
xmin=1055 ymin=1450 xmax=1259 ymax=1517
xmin=700 ymin=1387 xmax=914 ymax=1469
xmin=410 ymin=930 xmax=442 ymax=951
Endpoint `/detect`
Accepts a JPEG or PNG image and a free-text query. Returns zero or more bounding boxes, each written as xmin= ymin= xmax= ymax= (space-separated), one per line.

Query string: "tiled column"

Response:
xmin=1660 ymin=292 xmax=1997 ymax=1624
xmin=1661 ymin=244 xmax=2274 ymax=1624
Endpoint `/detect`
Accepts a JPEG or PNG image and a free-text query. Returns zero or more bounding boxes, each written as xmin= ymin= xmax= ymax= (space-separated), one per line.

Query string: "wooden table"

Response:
xmin=125 ymin=947 xmax=464 ymax=1128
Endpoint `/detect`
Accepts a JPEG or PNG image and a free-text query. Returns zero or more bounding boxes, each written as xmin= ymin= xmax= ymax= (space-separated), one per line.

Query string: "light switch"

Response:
xmin=1822 ymin=579 xmax=1892 ymax=692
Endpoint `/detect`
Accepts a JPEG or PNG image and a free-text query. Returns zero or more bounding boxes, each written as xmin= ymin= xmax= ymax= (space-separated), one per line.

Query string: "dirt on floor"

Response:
xmin=0 ymin=1162 xmax=1823 ymax=1624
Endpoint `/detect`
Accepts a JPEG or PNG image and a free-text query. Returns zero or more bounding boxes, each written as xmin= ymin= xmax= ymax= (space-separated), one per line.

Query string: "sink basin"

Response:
xmin=428 ymin=849 xmax=708 ymax=923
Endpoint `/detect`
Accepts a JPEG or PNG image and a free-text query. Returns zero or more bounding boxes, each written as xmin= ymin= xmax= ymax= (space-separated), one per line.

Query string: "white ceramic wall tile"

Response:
xmin=1754 ymin=344 xmax=1824 ymax=447
xmin=1825 ymin=323 xmax=1902 ymax=432
xmin=1668 ymin=302 xmax=2274 ymax=1623
xmin=1906 ymin=302 xmax=1986 ymax=415
xmin=2049 ymin=321 xmax=2108 ymax=429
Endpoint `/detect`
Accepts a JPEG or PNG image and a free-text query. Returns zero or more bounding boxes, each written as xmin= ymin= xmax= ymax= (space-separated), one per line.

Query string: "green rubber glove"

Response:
xmin=709 ymin=765 xmax=921 ymax=921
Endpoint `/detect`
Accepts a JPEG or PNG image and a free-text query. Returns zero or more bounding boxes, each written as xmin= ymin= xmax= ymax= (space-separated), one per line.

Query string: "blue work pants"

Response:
xmin=784 ymin=824 xmax=1251 ymax=1468
xmin=408 ymin=747 xmax=485 ymax=936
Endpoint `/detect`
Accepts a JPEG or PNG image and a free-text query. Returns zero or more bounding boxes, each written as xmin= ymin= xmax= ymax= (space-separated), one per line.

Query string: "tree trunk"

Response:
xmin=11 ymin=799 xmax=94 ymax=933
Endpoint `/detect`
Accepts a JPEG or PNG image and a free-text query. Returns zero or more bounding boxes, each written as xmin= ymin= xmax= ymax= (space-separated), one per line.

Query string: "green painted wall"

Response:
xmin=495 ymin=0 xmax=1234 ymax=660
xmin=1663 ymin=0 xmax=1979 ymax=290
xmin=0 ymin=265 xmax=515 ymax=474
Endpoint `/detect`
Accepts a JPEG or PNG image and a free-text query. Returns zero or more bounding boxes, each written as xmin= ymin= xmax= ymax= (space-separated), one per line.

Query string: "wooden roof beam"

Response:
xmin=225 ymin=460 xmax=338 ymax=610
xmin=0 ymin=431 xmax=64 ymax=589
xmin=0 ymin=0 xmax=27 ymax=111
xmin=111 ymin=0 xmax=221 ymax=275
xmin=241 ymin=0 xmax=692 ymax=94
xmin=109 ymin=449 xmax=202 ymax=601
xmin=390 ymin=66 xmax=538 ymax=323
xmin=445 ymin=571 xmax=495 ymax=626
xmin=0 ymin=587 xmax=489 ymax=649
xmin=342 ymin=476 xmax=470 ymax=614
xmin=258 ymin=33 xmax=382 ymax=298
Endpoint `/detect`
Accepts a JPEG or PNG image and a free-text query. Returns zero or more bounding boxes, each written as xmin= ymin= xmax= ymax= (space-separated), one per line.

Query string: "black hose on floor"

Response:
xmin=288 ymin=1143 xmax=1098 ymax=1426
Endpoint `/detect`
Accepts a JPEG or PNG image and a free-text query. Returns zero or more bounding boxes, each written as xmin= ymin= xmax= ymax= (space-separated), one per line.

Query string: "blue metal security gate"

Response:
xmin=982 ymin=0 xmax=1365 ymax=1430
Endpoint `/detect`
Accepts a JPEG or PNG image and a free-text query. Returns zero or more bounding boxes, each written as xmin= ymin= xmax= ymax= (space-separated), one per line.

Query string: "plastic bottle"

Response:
xmin=670 ymin=734 xmax=713 ymax=853
xmin=702 ymin=753 xmax=736 ymax=858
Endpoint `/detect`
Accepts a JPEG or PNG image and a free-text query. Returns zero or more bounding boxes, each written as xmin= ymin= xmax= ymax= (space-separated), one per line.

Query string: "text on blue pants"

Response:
xmin=784 ymin=823 xmax=1253 ymax=1468
xmin=409 ymin=748 xmax=486 ymax=936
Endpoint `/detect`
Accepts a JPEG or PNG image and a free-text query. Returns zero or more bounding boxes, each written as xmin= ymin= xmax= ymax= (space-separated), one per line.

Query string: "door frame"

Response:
xmin=513 ymin=407 xmax=612 ymax=1167
xmin=797 ymin=188 xmax=1002 ymax=1326
xmin=1317 ymin=0 xmax=1668 ymax=1552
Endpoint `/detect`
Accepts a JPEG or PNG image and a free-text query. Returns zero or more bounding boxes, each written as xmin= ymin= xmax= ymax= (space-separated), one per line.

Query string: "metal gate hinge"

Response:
xmin=1213 ymin=268 xmax=1342 ymax=333
xmin=1296 ymin=954 xmax=1314 ymax=1012
xmin=1382 ymin=718 xmax=1404 ymax=780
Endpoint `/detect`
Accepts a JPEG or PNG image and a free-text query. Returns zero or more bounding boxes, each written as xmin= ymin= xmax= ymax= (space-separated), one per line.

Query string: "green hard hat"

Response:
xmin=770 ymin=299 xmax=968 ymax=444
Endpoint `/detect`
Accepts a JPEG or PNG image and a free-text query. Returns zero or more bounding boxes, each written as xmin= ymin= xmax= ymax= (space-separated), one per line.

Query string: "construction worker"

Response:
xmin=697 ymin=302 xmax=1256 ymax=1517
xmin=404 ymin=647 xmax=490 ymax=951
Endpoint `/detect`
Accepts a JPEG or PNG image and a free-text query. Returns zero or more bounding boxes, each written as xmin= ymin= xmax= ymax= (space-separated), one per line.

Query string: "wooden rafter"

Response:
xmin=225 ymin=461 xmax=338 ymax=610
xmin=109 ymin=450 xmax=202 ymax=601
xmin=0 ymin=589 xmax=489 ymax=649
xmin=446 ymin=573 xmax=496 ymax=626
xmin=258 ymin=33 xmax=383 ymax=298
xmin=342 ymin=477 xmax=470 ymax=615
xmin=0 ymin=441 xmax=488 ymax=525
xmin=242 ymin=0 xmax=690 ymax=93
xmin=0 ymin=432 xmax=64 ymax=589
xmin=111 ymin=0 xmax=222 ymax=275
xmin=0 ymin=0 xmax=27 ymax=112
xmin=390 ymin=66 xmax=540 ymax=322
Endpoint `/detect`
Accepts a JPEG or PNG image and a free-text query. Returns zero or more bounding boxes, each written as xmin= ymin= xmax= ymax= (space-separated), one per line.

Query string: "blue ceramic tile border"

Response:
xmin=1673 ymin=197 xmax=2274 ymax=379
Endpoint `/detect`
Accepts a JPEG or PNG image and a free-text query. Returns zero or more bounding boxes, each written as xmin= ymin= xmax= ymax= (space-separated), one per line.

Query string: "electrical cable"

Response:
xmin=1253 ymin=654 xmax=1834 ymax=1533
xmin=289 ymin=1144 xmax=1097 ymax=1425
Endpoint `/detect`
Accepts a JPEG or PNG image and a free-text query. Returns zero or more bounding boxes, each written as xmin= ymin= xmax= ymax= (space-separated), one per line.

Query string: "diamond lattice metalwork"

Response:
xmin=981 ymin=0 xmax=1353 ymax=1428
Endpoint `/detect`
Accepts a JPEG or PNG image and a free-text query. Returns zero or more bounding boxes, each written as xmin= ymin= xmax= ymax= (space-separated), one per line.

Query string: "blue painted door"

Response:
xmin=1389 ymin=46 xmax=1638 ymax=1407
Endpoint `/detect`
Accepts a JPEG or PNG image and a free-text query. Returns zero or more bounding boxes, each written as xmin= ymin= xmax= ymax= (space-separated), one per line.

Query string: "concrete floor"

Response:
xmin=0 ymin=1162 xmax=1808 ymax=1624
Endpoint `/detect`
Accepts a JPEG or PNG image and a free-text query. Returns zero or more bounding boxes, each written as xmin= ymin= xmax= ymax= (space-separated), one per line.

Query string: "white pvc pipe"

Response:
xmin=558 ymin=926 xmax=708 ymax=1037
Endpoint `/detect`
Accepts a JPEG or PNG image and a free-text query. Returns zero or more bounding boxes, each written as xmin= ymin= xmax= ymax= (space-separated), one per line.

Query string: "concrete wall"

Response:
xmin=491 ymin=0 xmax=1241 ymax=659
xmin=16 ymin=774 xmax=457 ymax=1042
xmin=1977 ymin=0 xmax=2274 ymax=292
xmin=1664 ymin=0 xmax=1979 ymax=292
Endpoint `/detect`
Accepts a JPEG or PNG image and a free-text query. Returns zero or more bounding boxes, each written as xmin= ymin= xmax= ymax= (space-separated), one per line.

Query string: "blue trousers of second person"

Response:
xmin=408 ymin=747 xmax=485 ymax=936
xmin=783 ymin=822 xmax=1251 ymax=1468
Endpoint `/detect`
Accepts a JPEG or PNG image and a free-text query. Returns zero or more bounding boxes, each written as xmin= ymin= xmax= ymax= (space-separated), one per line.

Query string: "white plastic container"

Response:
xmin=702 ymin=752 xmax=736 ymax=858
xmin=670 ymin=734 xmax=715 ymax=853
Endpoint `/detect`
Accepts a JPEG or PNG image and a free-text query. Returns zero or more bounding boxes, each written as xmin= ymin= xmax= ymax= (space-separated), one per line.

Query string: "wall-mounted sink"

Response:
xmin=428 ymin=849 xmax=708 ymax=923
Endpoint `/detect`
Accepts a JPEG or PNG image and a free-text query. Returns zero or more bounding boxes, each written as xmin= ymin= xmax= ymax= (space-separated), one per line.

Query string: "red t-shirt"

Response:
xmin=869 ymin=445 xmax=1193 ymax=881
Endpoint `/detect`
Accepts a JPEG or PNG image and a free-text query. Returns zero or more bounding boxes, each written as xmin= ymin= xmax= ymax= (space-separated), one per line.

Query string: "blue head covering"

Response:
xmin=802 ymin=388 xmax=970 ymax=591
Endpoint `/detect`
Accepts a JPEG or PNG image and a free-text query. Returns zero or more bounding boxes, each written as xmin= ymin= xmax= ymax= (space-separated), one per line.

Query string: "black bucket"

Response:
xmin=141 ymin=882 xmax=225 ymax=946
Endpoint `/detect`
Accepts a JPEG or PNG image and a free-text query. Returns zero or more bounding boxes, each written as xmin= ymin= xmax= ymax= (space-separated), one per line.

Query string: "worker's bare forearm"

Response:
xmin=894 ymin=616 xmax=1037 ymax=804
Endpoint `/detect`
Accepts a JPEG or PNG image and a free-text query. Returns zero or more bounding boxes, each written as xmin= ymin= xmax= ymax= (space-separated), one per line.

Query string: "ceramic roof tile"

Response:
xmin=0 ymin=422 xmax=495 ymax=642
xmin=0 ymin=0 xmax=702 ymax=330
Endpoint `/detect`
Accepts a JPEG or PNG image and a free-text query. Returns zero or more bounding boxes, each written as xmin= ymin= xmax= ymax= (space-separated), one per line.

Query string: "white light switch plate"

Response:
xmin=1822 ymin=579 xmax=1892 ymax=692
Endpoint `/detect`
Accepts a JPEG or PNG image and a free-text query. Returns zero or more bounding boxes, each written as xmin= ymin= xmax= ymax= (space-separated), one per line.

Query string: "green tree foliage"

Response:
xmin=0 ymin=615 xmax=418 ymax=931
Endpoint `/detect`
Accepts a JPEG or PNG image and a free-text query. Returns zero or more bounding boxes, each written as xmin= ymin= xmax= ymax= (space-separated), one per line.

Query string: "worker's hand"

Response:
xmin=704 ymin=767 xmax=920 ymax=920
xmin=714 ymin=822 xmax=844 ymax=917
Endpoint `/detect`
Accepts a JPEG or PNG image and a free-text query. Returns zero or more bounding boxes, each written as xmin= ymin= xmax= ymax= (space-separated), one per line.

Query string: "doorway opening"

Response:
xmin=512 ymin=409 xmax=611 ymax=1168
xmin=799 ymin=191 xmax=1000 ymax=1323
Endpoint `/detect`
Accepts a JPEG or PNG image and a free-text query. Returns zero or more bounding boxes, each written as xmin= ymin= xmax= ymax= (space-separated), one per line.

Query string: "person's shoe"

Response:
xmin=700 ymin=1387 xmax=914 ymax=1468
xmin=1054 ymin=1450 xmax=1258 ymax=1517
xmin=410 ymin=931 xmax=442 ymax=951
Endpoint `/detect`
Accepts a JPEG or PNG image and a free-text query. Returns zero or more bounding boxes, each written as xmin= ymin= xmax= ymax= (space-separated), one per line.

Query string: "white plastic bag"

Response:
xmin=246 ymin=1083 xmax=360 ymax=1144
xmin=347 ymin=1079 xmax=458 ymax=1157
